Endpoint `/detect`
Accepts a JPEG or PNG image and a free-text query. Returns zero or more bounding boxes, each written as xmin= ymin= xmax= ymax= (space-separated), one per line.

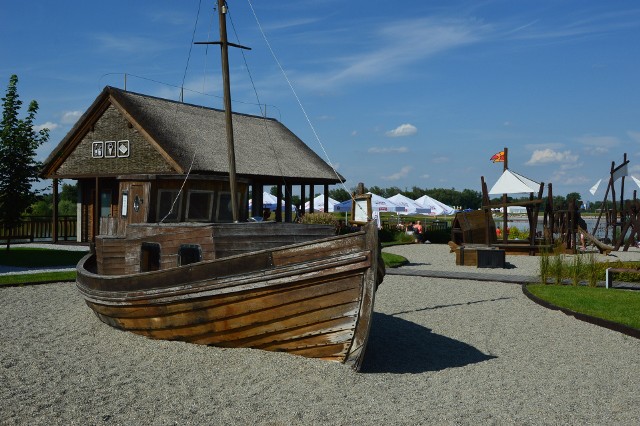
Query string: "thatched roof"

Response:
xmin=42 ymin=86 xmax=342 ymax=184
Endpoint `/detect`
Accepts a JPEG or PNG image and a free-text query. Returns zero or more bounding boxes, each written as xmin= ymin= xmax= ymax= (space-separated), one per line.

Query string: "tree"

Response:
xmin=328 ymin=187 xmax=350 ymax=202
xmin=0 ymin=75 xmax=48 ymax=247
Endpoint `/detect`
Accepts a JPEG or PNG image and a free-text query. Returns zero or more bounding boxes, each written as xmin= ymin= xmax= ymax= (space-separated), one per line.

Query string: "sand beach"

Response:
xmin=1 ymin=243 xmax=639 ymax=424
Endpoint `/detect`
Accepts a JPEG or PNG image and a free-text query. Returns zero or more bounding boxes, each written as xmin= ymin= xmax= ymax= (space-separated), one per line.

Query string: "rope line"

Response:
xmin=245 ymin=0 xmax=366 ymax=218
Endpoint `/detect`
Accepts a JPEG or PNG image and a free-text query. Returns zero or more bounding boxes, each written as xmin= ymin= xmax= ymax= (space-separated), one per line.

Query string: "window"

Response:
xmin=140 ymin=242 xmax=161 ymax=272
xmin=216 ymin=192 xmax=242 ymax=222
xmin=178 ymin=244 xmax=202 ymax=266
xmin=157 ymin=189 xmax=182 ymax=222
xmin=186 ymin=190 xmax=214 ymax=221
xmin=100 ymin=190 xmax=112 ymax=217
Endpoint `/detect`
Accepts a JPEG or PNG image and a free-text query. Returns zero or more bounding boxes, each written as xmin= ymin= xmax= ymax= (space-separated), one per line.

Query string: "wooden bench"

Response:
xmin=605 ymin=267 xmax=640 ymax=288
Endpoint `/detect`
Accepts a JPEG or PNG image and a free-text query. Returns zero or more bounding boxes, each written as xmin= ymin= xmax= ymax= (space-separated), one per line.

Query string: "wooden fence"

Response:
xmin=0 ymin=216 xmax=77 ymax=242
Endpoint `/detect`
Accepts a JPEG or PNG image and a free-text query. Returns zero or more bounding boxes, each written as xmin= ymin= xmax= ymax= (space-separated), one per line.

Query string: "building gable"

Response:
xmin=48 ymin=102 xmax=179 ymax=178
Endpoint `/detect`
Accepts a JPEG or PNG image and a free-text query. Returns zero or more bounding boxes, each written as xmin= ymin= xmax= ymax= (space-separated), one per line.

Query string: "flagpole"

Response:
xmin=502 ymin=147 xmax=508 ymax=244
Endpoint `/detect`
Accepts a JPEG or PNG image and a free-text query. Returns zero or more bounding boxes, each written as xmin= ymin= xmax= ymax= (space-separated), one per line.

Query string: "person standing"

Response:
xmin=414 ymin=220 xmax=423 ymax=243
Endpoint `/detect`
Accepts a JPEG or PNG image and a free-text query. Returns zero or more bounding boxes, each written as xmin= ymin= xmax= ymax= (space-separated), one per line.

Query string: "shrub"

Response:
xmin=507 ymin=226 xmax=529 ymax=240
xmin=300 ymin=212 xmax=338 ymax=226
xmin=539 ymin=249 xmax=550 ymax=284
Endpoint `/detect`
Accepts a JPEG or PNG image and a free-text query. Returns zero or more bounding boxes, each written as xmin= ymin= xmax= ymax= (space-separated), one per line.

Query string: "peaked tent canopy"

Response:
xmin=388 ymin=194 xmax=431 ymax=215
xmin=248 ymin=192 xmax=278 ymax=210
xmin=414 ymin=195 xmax=455 ymax=215
xmin=488 ymin=169 xmax=540 ymax=195
xmin=304 ymin=194 xmax=338 ymax=212
xmin=334 ymin=193 xmax=404 ymax=213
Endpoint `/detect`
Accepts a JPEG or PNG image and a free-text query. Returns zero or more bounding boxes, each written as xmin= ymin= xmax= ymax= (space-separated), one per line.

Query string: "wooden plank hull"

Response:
xmin=76 ymin=222 xmax=383 ymax=371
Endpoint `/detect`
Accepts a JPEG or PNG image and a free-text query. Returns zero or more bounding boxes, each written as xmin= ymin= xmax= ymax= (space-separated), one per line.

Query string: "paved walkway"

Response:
xmin=387 ymin=267 xmax=640 ymax=290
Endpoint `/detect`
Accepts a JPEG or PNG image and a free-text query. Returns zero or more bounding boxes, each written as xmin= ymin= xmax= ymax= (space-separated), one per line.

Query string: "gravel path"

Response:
xmin=1 ymin=244 xmax=639 ymax=425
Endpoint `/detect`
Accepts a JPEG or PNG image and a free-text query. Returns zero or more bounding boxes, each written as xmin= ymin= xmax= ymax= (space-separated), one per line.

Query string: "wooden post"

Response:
xmin=502 ymin=147 xmax=508 ymax=244
xmin=300 ymin=184 xmax=306 ymax=218
xmin=309 ymin=184 xmax=315 ymax=213
xmin=323 ymin=184 xmax=329 ymax=214
xmin=52 ymin=178 xmax=59 ymax=243
xmin=284 ymin=183 xmax=292 ymax=223
xmin=94 ymin=177 xmax=99 ymax=242
xmin=481 ymin=176 xmax=490 ymax=246
xmin=276 ymin=185 xmax=283 ymax=222
xmin=569 ymin=198 xmax=576 ymax=253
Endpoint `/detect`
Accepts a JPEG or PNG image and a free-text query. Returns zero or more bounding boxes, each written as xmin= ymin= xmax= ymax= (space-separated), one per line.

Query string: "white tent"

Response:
xmin=248 ymin=192 xmax=295 ymax=211
xmin=248 ymin=192 xmax=278 ymax=210
xmin=334 ymin=193 xmax=404 ymax=213
xmin=304 ymin=194 xmax=338 ymax=212
xmin=367 ymin=193 xmax=404 ymax=213
xmin=387 ymin=194 xmax=431 ymax=215
xmin=489 ymin=169 xmax=540 ymax=195
xmin=414 ymin=195 xmax=455 ymax=215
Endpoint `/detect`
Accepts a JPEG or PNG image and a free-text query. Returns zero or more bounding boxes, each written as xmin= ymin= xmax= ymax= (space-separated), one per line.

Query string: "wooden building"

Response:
xmin=41 ymin=86 xmax=342 ymax=242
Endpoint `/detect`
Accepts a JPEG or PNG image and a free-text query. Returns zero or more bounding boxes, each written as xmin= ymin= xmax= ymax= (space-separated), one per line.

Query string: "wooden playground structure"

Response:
xmin=590 ymin=153 xmax=639 ymax=251
xmin=452 ymin=149 xmax=637 ymax=258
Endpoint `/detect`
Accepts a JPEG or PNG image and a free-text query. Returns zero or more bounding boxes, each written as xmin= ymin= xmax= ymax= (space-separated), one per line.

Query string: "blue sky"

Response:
xmin=2 ymin=0 xmax=640 ymax=201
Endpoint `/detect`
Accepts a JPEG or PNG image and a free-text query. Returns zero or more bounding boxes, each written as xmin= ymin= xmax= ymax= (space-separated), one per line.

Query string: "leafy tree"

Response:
xmin=26 ymin=182 xmax=78 ymax=217
xmin=329 ymin=187 xmax=350 ymax=201
xmin=0 ymin=75 xmax=48 ymax=247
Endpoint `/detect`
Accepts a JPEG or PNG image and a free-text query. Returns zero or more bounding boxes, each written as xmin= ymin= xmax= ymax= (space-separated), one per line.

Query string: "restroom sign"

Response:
xmin=92 ymin=140 xmax=130 ymax=158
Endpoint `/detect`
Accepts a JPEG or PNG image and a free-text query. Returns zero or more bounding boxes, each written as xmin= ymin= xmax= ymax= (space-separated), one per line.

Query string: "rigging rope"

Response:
xmin=245 ymin=0 xmax=366 ymax=218
xmin=160 ymin=0 xmax=204 ymax=223
xmin=227 ymin=6 xmax=297 ymax=211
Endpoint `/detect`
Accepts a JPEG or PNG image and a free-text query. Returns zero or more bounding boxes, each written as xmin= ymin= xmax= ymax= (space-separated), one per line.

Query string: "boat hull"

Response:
xmin=76 ymin=222 xmax=382 ymax=370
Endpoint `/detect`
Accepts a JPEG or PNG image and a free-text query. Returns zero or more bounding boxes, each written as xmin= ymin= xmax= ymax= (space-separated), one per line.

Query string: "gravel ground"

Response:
xmin=1 ymin=244 xmax=639 ymax=425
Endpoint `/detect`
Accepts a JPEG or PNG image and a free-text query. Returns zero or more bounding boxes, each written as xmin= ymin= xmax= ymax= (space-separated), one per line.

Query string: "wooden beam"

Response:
xmin=285 ymin=183 xmax=292 ymax=223
xmin=276 ymin=185 xmax=282 ymax=222
xmin=52 ymin=179 xmax=59 ymax=243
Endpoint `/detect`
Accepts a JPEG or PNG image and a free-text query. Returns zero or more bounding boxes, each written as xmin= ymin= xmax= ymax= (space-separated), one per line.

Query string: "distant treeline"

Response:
xmin=328 ymin=185 xmax=617 ymax=212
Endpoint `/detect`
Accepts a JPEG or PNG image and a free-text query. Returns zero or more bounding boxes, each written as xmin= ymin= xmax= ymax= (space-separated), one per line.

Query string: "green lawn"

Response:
xmin=0 ymin=271 xmax=76 ymax=286
xmin=0 ymin=247 xmax=86 ymax=267
xmin=0 ymin=247 xmax=85 ymax=286
xmin=526 ymin=284 xmax=640 ymax=330
xmin=381 ymin=252 xmax=408 ymax=268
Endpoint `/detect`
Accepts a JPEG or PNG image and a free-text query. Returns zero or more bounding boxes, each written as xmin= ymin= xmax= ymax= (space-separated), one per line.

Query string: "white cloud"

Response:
xmin=560 ymin=161 xmax=583 ymax=171
xmin=526 ymin=148 xmax=578 ymax=165
xmin=382 ymin=165 xmax=412 ymax=181
xmin=368 ymin=146 xmax=408 ymax=154
xmin=575 ymin=135 xmax=619 ymax=155
xmin=293 ymin=17 xmax=489 ymax=90
xmin=421 ymin=174 xmax=430 ymax=179
xmin=628 ymin=131 xmax=640 ymax=144
xmin=386 ymin=124 xmax=417 ymax=138
xmin=550 ymin=171 xmax=590 ymax=186
xmin=351 ymin=130 xmax=358 ymax=136
xmin=432 ymin=156 xmax=449 ymax=164
xmin=61 ymin=111 xmax=82 ymax=124
xmin=34 ymin=121 xmax=59 ymax=132
xmin=95 ymin=34 xmax=164 ymax=54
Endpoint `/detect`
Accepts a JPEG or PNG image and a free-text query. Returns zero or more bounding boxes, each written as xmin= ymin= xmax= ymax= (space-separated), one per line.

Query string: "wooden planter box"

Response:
xmin=455 ymin=246 xmax=505 ymax=268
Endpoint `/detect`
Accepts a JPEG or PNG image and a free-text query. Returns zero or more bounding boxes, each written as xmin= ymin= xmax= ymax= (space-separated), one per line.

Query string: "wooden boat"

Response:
xmin=75 ymin=1 xmax=384 ymax=371
xmin=77 ymin=221 xmax=383 ymax=370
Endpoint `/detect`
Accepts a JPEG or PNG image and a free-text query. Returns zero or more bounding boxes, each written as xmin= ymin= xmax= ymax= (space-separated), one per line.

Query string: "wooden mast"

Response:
xmin=196 ymin=0 xmax=250 ymax=223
